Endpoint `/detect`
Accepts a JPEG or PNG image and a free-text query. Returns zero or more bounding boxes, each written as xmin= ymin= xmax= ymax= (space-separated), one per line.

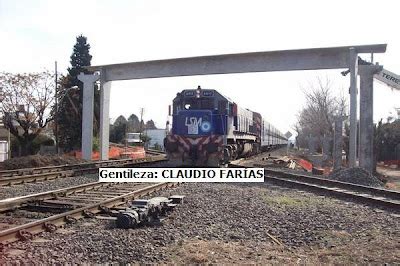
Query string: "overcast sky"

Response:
xmin=1 ymin=0 xmax=399 ymax=134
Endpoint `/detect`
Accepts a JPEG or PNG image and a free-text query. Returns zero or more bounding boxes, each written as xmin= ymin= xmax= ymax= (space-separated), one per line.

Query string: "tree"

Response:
xmin=127 ymin=114 xmax=140 ymax=132
xmin=294 ymin=78 xmax=347 ymax=151
xmin=145 ymin=119 xmax=157 ymax=130
xmin=55 ymin=35 xmax=98 ymax=151
xmin=0 ymin=72 xmax=55 ymax=155
xmin=375 ymin=119 xmax=400 ymax=161
xmin=110 ymin=115 xmax=128 ymax=143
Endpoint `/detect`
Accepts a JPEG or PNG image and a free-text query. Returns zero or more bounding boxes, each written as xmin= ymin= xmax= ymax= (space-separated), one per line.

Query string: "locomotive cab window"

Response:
xmin=182 ymin=98 xmax=214 ymax=110
xmin=218 ymin=100 xmax=228 ymax=114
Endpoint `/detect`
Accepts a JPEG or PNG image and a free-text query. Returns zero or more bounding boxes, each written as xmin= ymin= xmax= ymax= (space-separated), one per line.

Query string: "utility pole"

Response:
xmin=55 ymin=61 xmax=59 ymax=154
xmin=139 ymin=108 xmax=144 ymax=146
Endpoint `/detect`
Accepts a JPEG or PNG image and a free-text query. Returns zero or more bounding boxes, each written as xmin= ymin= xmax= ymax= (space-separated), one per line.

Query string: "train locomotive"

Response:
xmin=164 ymin=86 xmax=288 ymax=166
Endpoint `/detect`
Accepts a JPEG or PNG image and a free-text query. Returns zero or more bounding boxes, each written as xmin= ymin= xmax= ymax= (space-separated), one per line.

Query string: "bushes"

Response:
xmin=375 ymin=120 xmax=400 ymax=161
xmin=11 ymin=134 xmax=55 ymax=157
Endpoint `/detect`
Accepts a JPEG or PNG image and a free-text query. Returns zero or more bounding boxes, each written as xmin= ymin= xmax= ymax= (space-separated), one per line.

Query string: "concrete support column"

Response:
xmin=358 ymin=65 xmax=382 ymax=173
xmin=333 ymin=118 xmax=344 ymax=170
xmin=322 ymin=135 xmax=332 ymax=160
xmin=100 ymin=77 xmax=111 ymax=160
xmin=307 ymin=135 xmax=316 ymax=154
xmin=348 ymin=48 xmax=358 ymax=167
xmin=78 ymin=73 xmax=99 ymax=160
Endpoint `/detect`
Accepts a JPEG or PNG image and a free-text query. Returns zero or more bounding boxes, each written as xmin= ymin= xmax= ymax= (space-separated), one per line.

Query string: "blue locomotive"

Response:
xmin=164 ymin=86 xmax=288 ymax=166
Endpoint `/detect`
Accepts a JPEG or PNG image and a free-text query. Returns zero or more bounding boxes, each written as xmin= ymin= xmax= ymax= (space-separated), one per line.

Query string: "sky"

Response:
xmin=1 ymin=0 xmax=399 ymax=134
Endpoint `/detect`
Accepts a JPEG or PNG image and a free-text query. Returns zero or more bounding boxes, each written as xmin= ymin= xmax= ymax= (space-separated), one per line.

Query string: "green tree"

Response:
xmin=145 ymin=119 xmax=157 ymax=130
xmin=375 ymin=119 xmax=400 ymax=161
xmin=127 ymin=114 xmax=140 ymax=132
xmin=56 ymin=35 xmax=99 ymax=151
xmin=110 ymin=115 xmax=128 ymax=143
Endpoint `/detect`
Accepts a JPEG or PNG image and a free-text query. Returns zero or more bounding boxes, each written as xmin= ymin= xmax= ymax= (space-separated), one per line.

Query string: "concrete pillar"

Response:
xmin=322 ymin=135 xmax=332 ymax=159
xmin=358 ymin=65 xmax=382 ymax=173
xmin=308 ymin=135 xmax=315 ymax=154
xmin=348 ymin=48 xmax=358 ymax=167
xmin=78 ymin=73 xmax=100 ymax=160
xmin=100 ymin=77 xmax=111 ymax=160
xmin=333 ymin=118 xmax=344 ymax=170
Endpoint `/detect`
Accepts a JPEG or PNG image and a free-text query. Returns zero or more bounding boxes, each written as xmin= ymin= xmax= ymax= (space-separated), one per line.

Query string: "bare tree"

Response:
xmin=0 ymin=72 xmax=55 ymax=155
xmin=294 ymin=77 xmax=347 ymax=150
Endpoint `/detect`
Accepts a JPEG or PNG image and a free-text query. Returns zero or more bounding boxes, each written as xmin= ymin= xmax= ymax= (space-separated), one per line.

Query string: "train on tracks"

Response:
xmin=164 ymin=86 xmax=288 ymax=166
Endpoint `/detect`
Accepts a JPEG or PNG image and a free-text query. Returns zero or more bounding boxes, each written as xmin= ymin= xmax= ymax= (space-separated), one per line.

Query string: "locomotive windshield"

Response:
xmin=172 ymin=89 xmax=230 ymax=115
xmin=181 ymin=98 xmax=215 ymax=110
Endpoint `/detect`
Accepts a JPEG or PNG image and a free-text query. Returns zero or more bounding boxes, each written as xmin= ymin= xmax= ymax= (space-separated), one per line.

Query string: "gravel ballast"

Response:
xmin=1 ymin=182 xmax=399 ymax=264
xmin=328 ymin=167 xmax=384 ymax=187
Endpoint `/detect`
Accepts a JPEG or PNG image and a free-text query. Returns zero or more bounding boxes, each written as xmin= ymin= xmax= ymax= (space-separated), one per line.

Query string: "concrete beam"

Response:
xmin=87 ymin=44 xmax=386 ymax=81
xmin=78 ymin=73 xmax=99 ymax=160
xmin=359 ymin=64 xmax=383 ymax=173
xmin=99 ymin=77 xmax=111 ymax=160
xmin=82 ymin=44 xmax=386 ymax=162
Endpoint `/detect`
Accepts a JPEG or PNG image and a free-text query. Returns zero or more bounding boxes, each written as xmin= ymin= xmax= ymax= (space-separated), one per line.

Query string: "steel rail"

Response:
xmin=259 ymin=167 xmax=400 ymax=201
xmin=0 ymin=155 xmax=167 ymax=187
xmin=0 ymin=182 xmax=115 ymax=212
xmin=264 ymin=174 xmax=400 ymax=210
xmin=0 ymin=171 xmax=74 ymax=186
xmin=0 ymin=158 xmax=132 ymax=177
xmin=0 ymin=182 xmax=176 ymax=246
xmin=230 ymin=163 xmax=400 ymax=211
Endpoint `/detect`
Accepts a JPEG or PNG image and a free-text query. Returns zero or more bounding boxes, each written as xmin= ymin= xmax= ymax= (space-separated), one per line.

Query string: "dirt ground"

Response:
xmin=251 ymin=147 xmax=400 ymax=191
xmin=377 ymin=166 xmax=400 ymax=190
xmin=1 ymin=155 xmax=86 ymax=170
xmin=2 ymin=183 xmax=399 ymax=264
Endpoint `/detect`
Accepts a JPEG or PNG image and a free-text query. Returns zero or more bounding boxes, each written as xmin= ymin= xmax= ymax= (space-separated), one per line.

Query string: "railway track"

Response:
xmin=230 ymin=162 xmax=400 ymax=212
xmin=0 ymin=155 xmax=166 ymax=186
xmin=0 ymin=182 xmax=177 ymax=248
xmin=145 ymin=149 xmax=166 ymax=156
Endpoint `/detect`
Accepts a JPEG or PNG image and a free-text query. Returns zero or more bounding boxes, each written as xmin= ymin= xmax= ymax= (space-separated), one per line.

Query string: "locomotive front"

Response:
xmin=164 ymin=86 xmax=226 ymax=166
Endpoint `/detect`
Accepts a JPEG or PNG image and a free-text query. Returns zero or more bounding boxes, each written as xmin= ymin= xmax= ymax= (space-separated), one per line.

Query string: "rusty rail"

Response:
xmin=0 ymin=182 xmax=115 ymax=212
xmin=230 ymin=163 xmax=400 ymax=211
xmin=0 ymin=155 xmax=167 ymax=187
xmin=0 ymin=182 xmax=176 ymax=246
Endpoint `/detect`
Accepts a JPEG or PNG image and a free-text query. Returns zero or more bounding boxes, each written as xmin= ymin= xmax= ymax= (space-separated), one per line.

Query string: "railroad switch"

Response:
xmin=115 ymin=195 xmax=185 ymax=229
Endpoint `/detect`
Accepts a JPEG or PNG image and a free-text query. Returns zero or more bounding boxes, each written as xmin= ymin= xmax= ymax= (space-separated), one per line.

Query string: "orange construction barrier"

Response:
xmin=296 ymin=158 xmax=313 ymax=172
xmin=70 ymin=146 xmax=146 ymax=160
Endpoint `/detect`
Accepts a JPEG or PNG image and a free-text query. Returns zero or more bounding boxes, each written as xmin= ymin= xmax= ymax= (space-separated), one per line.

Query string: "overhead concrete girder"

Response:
xmin=87 ymin=44 xmax=386 ymax=81
xmin=82 ymin=44 xmax=386 ymax=161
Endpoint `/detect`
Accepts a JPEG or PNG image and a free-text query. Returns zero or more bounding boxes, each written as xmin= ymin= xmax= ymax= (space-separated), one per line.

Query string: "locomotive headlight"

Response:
xmin=196 ymin=86 xmax=201 ymax=98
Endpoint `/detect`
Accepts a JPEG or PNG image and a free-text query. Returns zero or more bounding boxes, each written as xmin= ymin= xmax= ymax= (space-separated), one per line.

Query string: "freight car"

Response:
xmin=164 ymin=86 xmax=288 ymax=166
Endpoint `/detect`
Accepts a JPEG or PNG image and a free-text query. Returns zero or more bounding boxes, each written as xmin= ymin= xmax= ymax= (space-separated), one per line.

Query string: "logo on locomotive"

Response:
xmin=184 ymin=116 xmax=212 ymax=135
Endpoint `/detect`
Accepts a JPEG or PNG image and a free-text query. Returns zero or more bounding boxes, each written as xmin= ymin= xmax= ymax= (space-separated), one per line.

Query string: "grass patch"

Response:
xmin=262 ymin=195 xmax=315 ymax=206
xmin=261 ymin=194 xmax=323 ymax=207
xmin=316 ymin=229 xmax=353 ymax=247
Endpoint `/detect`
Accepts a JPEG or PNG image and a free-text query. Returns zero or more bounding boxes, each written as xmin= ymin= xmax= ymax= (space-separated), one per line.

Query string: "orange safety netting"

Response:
xmin=69 ymin=146 xmax=146 ymax=160
xmin=296 ymin=158 xmax=313 ymax=171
